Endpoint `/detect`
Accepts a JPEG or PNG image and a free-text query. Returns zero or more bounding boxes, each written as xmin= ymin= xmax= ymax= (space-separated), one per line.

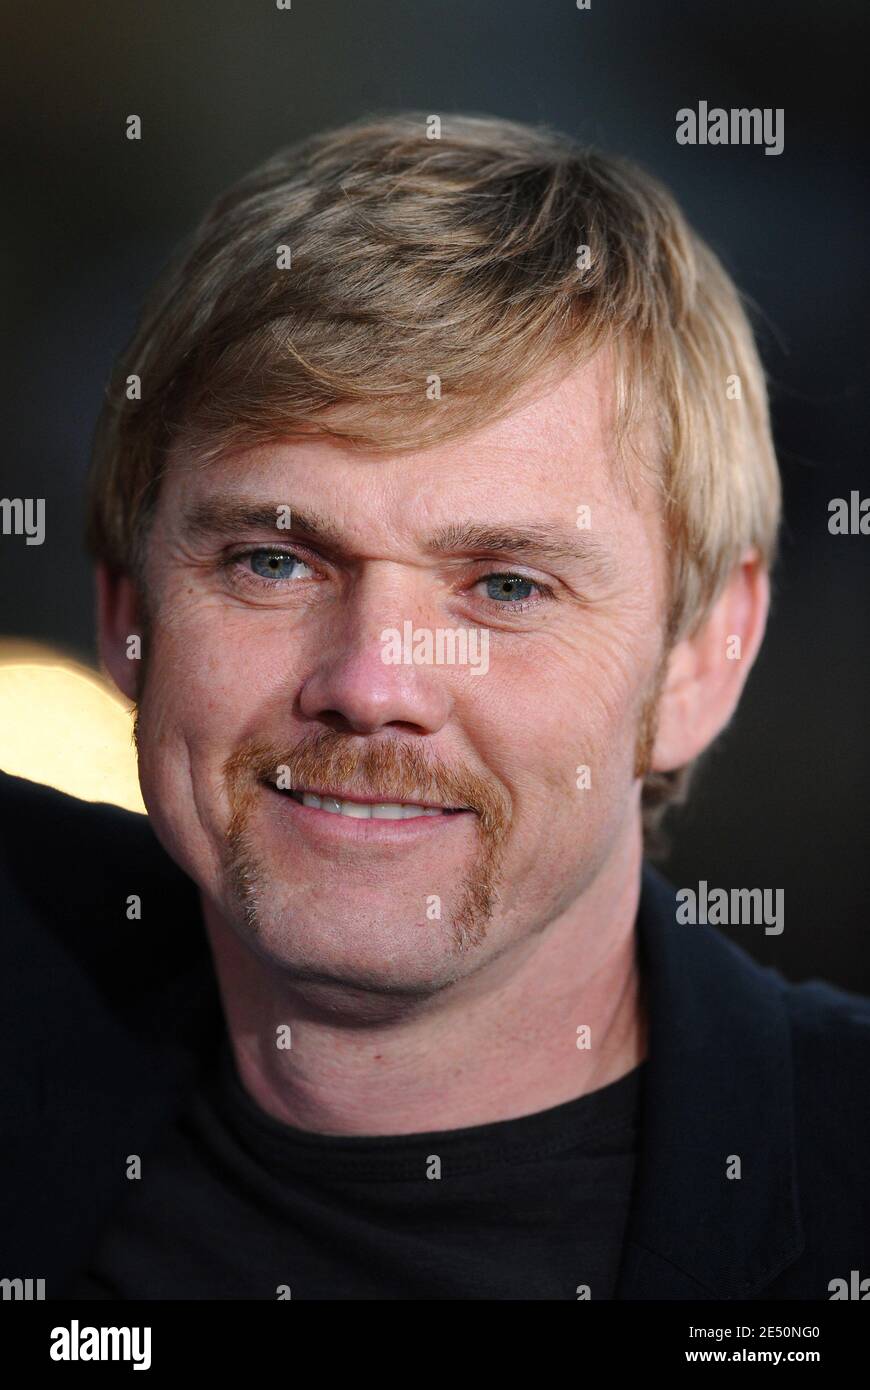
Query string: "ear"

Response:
xmin=95 ymin=562 xmax=144 ymax=703
xmin=651 ymin=549 xmax=771 ymax=772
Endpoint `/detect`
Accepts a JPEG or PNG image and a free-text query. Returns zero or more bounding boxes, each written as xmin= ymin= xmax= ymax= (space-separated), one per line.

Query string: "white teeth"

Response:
xmin=293 ymin=791 xmax=443 ymax=819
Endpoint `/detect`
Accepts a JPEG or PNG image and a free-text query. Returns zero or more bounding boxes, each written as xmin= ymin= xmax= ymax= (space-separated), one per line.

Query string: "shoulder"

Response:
xmin=0 ymin=766 xmax=162 ymax=866
xmin=0 ymin=770 xmax=206 ymax=992
xmin=783 ymin=970 xmax=870 ymax=1035
xmin=773 ymin=973 xmax=870 ymax=1274
xmin=640 ymin=859 xmax=870 ymax=1129
xmin=764 ymin=966 xmax=870 ymax=1256
xmin=781 ymin=971 xmax=870 ymax=1105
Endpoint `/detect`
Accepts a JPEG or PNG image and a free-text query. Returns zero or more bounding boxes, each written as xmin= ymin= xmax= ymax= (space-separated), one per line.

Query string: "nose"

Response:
xmin=296 ymin=583 xmax=455 ymax=737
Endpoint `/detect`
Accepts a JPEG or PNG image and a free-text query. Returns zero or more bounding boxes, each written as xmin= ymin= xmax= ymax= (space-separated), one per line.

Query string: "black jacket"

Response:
xmin=1 ymin=769 xmax=868 ymax=1300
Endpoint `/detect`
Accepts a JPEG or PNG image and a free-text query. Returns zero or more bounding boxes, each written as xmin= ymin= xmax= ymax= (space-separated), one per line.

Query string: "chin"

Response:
xmin=230 ymin=904 xmax=481 ymax=998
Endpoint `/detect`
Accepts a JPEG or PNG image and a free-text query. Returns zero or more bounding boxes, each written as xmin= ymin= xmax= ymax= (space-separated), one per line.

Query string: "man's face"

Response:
xmin=127 ymin=353 xmax=669 ymax=996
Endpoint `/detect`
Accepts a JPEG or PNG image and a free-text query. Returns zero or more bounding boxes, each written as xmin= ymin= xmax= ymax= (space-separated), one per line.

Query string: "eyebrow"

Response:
xmin=184 ymin=499 xmax=340 ymax=546
xmin=182 ymin=497 xmax=615 ymax=577
xmin=422 ymin=520 xmax=613 ymax=573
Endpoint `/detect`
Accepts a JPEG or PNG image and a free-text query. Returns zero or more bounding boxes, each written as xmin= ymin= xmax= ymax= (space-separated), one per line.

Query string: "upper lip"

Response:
xmin=266 ymin=779 xmax=469 ymax=811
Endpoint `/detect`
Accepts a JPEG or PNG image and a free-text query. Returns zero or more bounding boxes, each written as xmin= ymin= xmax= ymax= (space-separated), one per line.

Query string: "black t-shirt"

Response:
xmin=71 ymin=1032 xmax=644 ymax=1301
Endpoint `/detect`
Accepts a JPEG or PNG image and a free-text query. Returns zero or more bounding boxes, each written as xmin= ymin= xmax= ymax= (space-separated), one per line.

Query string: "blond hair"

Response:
xmin=86 ymin=110 xmax=781 ymax=835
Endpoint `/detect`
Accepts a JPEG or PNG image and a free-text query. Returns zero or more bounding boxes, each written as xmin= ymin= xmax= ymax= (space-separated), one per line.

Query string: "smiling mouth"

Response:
xmin=266 ymin=781 xmax=472 ymax=820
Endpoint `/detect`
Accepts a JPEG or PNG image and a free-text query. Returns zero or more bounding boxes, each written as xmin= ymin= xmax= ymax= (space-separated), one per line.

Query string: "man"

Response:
xmin=1 ymin=111 xmax=868 ymax=1301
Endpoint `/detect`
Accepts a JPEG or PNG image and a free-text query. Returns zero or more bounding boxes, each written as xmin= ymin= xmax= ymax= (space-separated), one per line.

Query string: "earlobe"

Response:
xmin=650 ymin=550 xmax=771 ymax=774
xmin=95 ymin=563 xmax=143 ymax=703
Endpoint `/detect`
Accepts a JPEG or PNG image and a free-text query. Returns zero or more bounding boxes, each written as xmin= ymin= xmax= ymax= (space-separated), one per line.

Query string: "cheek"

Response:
xmin=474 ymin=615 xmax=655 ymax=820
xmin=136 ymin=600 xmax=274 ymax=860
xmin=144 ymin=594 xmax=272 ymax=741
xmin=464 ymin=629 xmax=648 ymax=926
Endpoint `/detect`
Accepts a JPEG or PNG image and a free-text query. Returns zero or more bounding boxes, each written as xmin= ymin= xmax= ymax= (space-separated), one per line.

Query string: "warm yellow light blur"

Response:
xmin=0 ymin=641 xmax=145 ymax=813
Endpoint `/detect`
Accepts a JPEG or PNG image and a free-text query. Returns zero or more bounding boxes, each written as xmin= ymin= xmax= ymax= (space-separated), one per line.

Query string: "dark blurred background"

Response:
xmin=0 ymin=0 xmax=867 ymax=987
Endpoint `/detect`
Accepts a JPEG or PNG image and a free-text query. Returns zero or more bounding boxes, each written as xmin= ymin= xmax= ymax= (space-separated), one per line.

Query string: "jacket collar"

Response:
xmin=614 ymin=863 xmax=804 ymax=1299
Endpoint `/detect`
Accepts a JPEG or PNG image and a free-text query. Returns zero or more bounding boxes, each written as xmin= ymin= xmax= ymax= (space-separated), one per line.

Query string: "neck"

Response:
xmin=200 ymin=831 xmax=647 ymax=1137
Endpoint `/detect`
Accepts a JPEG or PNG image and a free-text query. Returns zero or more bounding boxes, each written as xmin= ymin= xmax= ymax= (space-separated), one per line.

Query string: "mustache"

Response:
xmin=222 ymin=728 xmax=511 ymax=837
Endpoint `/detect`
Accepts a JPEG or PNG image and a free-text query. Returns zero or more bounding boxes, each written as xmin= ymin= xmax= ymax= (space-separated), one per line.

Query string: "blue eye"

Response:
xmin=248 ymin=549 xmax=306 ymax=581
xmin=483 ymin=573 xmax=537 ymax=603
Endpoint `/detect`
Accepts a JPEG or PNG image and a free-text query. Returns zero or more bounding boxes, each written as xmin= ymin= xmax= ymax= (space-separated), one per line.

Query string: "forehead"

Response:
xmin=159 ymin=349 xmax=660 ymax=542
